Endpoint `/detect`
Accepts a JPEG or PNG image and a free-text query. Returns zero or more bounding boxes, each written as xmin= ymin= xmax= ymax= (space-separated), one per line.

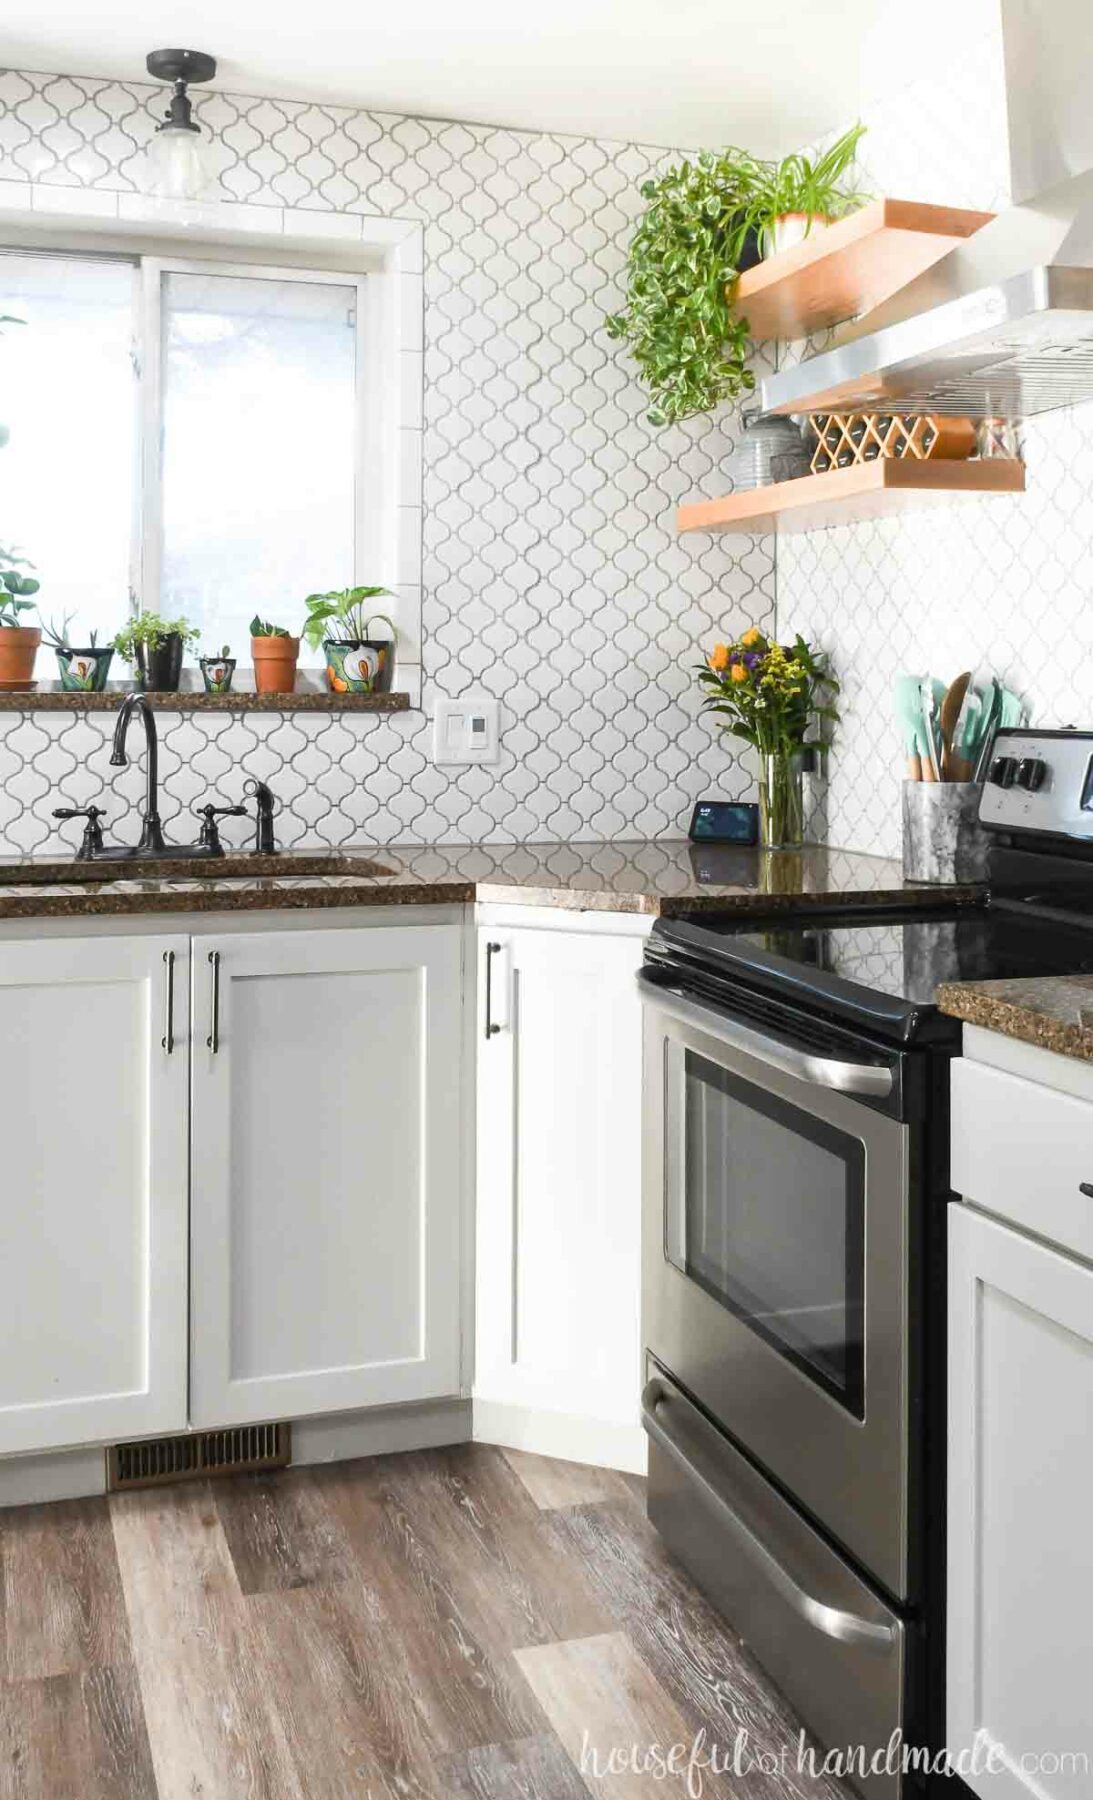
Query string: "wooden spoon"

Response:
xmin=939 ymin=671 xmax=971 ymax=781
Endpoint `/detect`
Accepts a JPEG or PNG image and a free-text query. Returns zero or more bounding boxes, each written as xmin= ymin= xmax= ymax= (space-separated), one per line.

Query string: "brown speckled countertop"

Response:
xmin=939 ymin=975 xmax=1093 ymax=1063
xmin=0 ymin=839 xmax=976 ymax=923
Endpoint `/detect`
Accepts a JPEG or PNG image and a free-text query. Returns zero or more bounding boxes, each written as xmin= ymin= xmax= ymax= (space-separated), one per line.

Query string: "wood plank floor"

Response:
xmin=0 ymin=1444 xmax=852 ymax=1799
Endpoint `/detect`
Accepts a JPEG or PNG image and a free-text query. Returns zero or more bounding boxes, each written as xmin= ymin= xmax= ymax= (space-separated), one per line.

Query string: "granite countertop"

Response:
xmin=0 ymin=838 xmax=976 ymax=923
xmin=939 ymin=975 xmax=1093 ymax=1064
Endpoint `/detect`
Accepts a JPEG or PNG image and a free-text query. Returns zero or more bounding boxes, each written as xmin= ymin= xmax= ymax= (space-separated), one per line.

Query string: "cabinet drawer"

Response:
xmin=951 ymin=1059 xmax=1093 ymax=1261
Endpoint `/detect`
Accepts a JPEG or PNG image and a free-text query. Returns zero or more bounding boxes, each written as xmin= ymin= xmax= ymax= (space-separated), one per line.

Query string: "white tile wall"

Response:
xmin=0 ymin=67 xmax=770 ymax=855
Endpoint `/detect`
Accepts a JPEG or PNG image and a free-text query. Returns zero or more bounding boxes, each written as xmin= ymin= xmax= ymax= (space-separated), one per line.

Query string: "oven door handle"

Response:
xmin=639 ymin=981 xmax=893 ymax=1099
xmin=641 ymin=1378 xmax=897 ymax=1652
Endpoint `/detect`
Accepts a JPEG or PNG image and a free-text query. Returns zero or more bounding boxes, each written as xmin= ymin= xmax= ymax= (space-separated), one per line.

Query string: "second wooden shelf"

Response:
xmin=677 ymin=458 xmax=1026 ymax=536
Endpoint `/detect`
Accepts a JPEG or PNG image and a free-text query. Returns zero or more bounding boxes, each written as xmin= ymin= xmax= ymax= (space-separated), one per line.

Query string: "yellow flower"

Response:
xmin=730 ymin=662 xmax=748 ymax=683
xmin=741 ymin=626 xmax=763 ymax=648
xmin=709 ymin=643 xmax=730 ymax=671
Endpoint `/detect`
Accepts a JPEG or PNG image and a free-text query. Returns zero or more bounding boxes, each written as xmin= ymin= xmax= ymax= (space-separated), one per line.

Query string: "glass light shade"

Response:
xmin=143 ymin=127 xmax=215 ymax=201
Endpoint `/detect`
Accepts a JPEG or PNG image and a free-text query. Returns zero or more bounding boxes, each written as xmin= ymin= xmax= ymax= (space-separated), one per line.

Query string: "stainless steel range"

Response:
xmin=638 ymin=730 xmax=1093 ymax=1799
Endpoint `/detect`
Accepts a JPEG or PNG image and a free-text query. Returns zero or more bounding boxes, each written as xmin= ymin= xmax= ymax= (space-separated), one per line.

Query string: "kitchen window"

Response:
xmin=1 ymin=248 xmax=374 ymax=663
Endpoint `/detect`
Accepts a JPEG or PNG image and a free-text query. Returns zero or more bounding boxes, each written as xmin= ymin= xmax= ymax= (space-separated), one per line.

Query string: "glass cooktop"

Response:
xmin=653 ymin=904 xmax=1093 ymax=1042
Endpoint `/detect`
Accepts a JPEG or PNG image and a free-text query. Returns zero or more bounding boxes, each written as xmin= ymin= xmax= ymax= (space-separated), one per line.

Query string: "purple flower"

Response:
xmin=742 ymin=651 xmax=762 ymax=669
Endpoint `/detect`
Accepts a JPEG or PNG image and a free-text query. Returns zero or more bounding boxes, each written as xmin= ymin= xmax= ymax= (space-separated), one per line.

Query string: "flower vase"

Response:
xmin=759 ymin=752 xmax=804 ymax=850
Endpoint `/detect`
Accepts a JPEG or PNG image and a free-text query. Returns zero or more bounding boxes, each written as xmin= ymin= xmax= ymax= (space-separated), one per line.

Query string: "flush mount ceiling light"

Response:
xmin=143 ymin=48 xmax=217 ymax=201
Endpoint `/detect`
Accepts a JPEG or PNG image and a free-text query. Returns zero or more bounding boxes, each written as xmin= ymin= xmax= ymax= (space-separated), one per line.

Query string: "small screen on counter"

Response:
xmin=688 ymin=801 xmax=760 ymax=845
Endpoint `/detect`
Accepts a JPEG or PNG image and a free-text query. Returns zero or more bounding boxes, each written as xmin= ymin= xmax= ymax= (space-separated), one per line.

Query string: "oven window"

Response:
xmin=667 ymin=1048 xmax=865 ymax=1418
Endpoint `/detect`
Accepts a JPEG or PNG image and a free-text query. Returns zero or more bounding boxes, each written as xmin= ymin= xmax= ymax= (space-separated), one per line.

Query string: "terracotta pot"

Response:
xmin=252 ymin=634 xmax=299 ymax=693
xmin=0 ymin=626 xmax=41 ymax=691
xmin=763 ymin=212 xmax=833 ymax=259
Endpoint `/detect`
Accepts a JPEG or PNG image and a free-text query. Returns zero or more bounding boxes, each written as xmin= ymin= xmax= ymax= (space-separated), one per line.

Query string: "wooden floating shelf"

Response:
xmin=677 ymin=458 xmax=1026 ymax=537
xmin=735 ymin=199 xmax=995 ymax=342
xmin=0 ymin=686 xmax=411 ymax=713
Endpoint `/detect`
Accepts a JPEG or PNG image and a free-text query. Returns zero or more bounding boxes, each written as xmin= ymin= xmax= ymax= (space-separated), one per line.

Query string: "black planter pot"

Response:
xmin=729 ymin=215 xmax=762 ymax=273
xmin=135 ymin=633 xmax=185 ymax=692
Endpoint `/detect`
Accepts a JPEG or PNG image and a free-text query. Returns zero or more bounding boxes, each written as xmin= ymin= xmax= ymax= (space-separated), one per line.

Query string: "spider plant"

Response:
xmin=745 ymin=123 xmax=869 ymax=253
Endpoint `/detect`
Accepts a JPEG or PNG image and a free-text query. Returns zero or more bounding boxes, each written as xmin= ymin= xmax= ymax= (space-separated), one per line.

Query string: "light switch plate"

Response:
xmin=432 ymin=696 xmax=501 ymax=765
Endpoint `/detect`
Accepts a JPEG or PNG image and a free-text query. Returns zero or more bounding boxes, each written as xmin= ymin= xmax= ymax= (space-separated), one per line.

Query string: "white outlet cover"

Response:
xmin=432 ymin=696 xmax=501 ymax=765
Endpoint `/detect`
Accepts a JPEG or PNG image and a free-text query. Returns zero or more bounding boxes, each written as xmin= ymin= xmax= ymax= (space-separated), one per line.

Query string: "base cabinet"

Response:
xmin=474 ymin=918 xmax=648 ymax=1467
xmin=189 ymin=923 xmax=465 ymax=1427
xmin=948 ymin=1202 xmax=1093 ymax=1800
xmin=0 ymin=936 xmax=189 ymax=1454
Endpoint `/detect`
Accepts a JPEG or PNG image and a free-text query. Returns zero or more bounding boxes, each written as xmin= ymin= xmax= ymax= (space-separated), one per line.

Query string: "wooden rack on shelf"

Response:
xmin=734 ymin=199 xmax=995 ymax=341
xmin=676 ymin=458 xmax=1026 ymax=537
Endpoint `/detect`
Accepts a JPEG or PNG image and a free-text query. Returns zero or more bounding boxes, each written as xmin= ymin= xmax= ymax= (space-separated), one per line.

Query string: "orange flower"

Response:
xmin=709 ymin=643 xmax=730 ymax=672
xmin=741 ymin=626 xmax=763 ymax=648
xmin=730 ymin=662 xmax=748 ymax=683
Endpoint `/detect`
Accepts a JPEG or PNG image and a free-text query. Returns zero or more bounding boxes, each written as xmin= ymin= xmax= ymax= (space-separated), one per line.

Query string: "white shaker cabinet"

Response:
xmin=473 ymin=913 xmax=649 ymax=1471
xmin=0 ymin=935 xmax=190 ymax=1454
xmin=189 ymin=922 xmax=465 ymax=1428
xmin=948 ymin=1204 xmax=1093 ymax=1800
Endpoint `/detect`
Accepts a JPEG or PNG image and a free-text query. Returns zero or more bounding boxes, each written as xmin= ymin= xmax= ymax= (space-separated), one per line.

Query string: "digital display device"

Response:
xmin=687 ymin=800 xmax=760 ymax=845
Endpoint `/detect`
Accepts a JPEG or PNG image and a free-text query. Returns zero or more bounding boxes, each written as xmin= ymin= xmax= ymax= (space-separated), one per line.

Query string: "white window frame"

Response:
xmin=0 ymin=201 xmax=423 ymax=702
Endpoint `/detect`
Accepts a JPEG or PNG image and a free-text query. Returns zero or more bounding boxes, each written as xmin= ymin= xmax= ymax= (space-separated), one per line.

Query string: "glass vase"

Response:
xmin=758 ymin=751 xmax=805 ymax=850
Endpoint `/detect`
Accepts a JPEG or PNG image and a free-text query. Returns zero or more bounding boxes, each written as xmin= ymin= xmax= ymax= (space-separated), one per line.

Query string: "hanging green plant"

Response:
xmin=605 ymin=126 xmax=868 ymax=427
xmin=605 ymin=148 xmax=767 ymax=426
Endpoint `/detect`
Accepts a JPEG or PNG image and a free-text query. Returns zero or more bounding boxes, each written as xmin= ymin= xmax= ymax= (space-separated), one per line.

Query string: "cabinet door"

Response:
xmin=475 ymin=925 xmax=645 ymax=1437
xmin=948 ymin=1204 xmax=1093 ymax=1800
xmin=0 ymin=934 xmax=189 ymax=1454
xmin=189 ymin=923 xmax=463 ymax=1427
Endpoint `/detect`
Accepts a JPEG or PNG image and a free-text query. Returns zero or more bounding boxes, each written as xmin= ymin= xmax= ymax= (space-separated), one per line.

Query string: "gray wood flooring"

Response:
xmin=0 ymin=1443 xmax=850 ymax=1798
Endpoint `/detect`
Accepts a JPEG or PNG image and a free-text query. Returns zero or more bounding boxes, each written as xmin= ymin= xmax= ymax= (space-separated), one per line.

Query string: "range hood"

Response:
xmin=762 ymin=163 xmax=1093 ymax=420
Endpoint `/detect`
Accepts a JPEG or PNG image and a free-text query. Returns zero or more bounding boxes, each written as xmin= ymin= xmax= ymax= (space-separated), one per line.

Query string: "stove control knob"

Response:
xmin=989 ymin=756 xmax=1019 ymax=789
xmin=1015 ymin=756 xmax=1047 ymax=792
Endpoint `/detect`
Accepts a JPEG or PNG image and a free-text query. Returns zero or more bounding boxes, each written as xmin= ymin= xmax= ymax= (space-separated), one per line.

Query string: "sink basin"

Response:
xmin=0 ymin=851 xmax=396 ymax=887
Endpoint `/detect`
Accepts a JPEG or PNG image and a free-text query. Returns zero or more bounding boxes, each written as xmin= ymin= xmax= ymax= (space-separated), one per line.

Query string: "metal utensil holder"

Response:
xmin=902 ymin=782 xmax=990 ymax=884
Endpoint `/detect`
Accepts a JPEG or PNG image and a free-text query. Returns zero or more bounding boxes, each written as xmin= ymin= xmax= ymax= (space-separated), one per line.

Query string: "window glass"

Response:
xmin=0 ymin=253 xmax=136 ymax=642
xmin=159 ymin=270 xmax=357 ymax=661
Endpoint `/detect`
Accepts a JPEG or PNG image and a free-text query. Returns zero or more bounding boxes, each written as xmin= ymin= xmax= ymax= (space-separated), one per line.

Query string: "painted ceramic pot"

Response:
xmin=323 ymin=638 xmax=395 ymax=695
xmin=56 ymin=646 xmax=114 ymax=692
xmin=199 ymin=655 xmax=236 ymax=694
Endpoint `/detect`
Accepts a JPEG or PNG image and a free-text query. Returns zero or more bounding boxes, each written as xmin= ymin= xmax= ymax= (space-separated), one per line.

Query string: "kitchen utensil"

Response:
xmin=919 ymin=676 xmax=945 ymax=783
xmin=951 ymin=684 xmax=982 ymax=783
xmin=724 ymin=410 xmax=811 ymax=491
xmin=973 ymin=678 xmax=1002 ymax=782
xmin=939 ymin=671 xmax=972 ymax=781
xmin=895 ymin=673 xmax=926 ymax=780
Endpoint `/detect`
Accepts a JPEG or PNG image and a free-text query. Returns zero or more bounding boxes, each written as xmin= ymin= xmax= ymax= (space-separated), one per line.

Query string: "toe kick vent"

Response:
xmin=106 ymin=1422 xmax=291 ymax=1491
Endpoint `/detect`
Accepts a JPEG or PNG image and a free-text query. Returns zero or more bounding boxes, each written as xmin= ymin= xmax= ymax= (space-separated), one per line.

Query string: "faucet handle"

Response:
xmin=53 ymin=805 xmax=108 ymax=860
xmin=194 ymin=802 xmax=247 ymax=856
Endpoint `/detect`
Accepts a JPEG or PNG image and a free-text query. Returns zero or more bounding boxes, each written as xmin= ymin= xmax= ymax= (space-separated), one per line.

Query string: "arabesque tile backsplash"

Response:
xmin=2 ymin=32 xmax=1092 ymax=862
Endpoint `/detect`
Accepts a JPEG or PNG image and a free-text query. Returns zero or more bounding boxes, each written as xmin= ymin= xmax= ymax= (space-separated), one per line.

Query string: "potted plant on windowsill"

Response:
xmin=250 ymin=617 xmax=300 ymax=694
xmin=199 ymin=645 xmax=236 ymax=694
xmin=0 ymin=545 xmax=41 ymax=691
xmin=114 ymin=613 xmax=200 ymax=692
xmin=41 ymin=614 xmax=115 ymax=691
xmin=301 ymin=587 xmax=398 ymax=694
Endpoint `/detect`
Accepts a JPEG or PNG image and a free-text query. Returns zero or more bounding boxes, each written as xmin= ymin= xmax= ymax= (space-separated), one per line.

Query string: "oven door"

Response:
xmin=641 ymin=978 xmax=912 ymax=1601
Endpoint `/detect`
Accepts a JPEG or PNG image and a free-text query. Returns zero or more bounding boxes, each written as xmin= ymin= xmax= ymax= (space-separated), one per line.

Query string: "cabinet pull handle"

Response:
xmin=1080 ymin=1183 xmax=1093 ymax=1200
xmin=206 ymin=950 xmax=221 ymax=1054
xmin=484 ymin=941 xmax=502 ymax=1040
xmin=161 ymin=949 xmax=175 ymax=1054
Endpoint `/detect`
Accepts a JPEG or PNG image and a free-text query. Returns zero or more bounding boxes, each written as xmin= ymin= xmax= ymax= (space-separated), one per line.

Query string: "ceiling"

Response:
xmin=0 ymin=0 xmax=998 ymax=153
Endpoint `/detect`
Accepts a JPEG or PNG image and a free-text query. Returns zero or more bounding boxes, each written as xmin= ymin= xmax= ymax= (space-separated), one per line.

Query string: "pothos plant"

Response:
xmin=604 ymin=148 xmax=767 ymax=425
xmin=605 ymin=125 xmax=868 ymax=426
xmin=302 ymin=586 xmax=397 ymax=653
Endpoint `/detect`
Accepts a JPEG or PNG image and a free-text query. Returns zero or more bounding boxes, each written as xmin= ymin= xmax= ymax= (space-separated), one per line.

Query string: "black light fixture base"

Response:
xmin=146 ymin=48 xmax=217 ymax=86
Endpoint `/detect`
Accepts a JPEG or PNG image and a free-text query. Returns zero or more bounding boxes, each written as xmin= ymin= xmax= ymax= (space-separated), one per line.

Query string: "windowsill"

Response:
xmin=0 ymin=685 xmax=413 ymax=713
